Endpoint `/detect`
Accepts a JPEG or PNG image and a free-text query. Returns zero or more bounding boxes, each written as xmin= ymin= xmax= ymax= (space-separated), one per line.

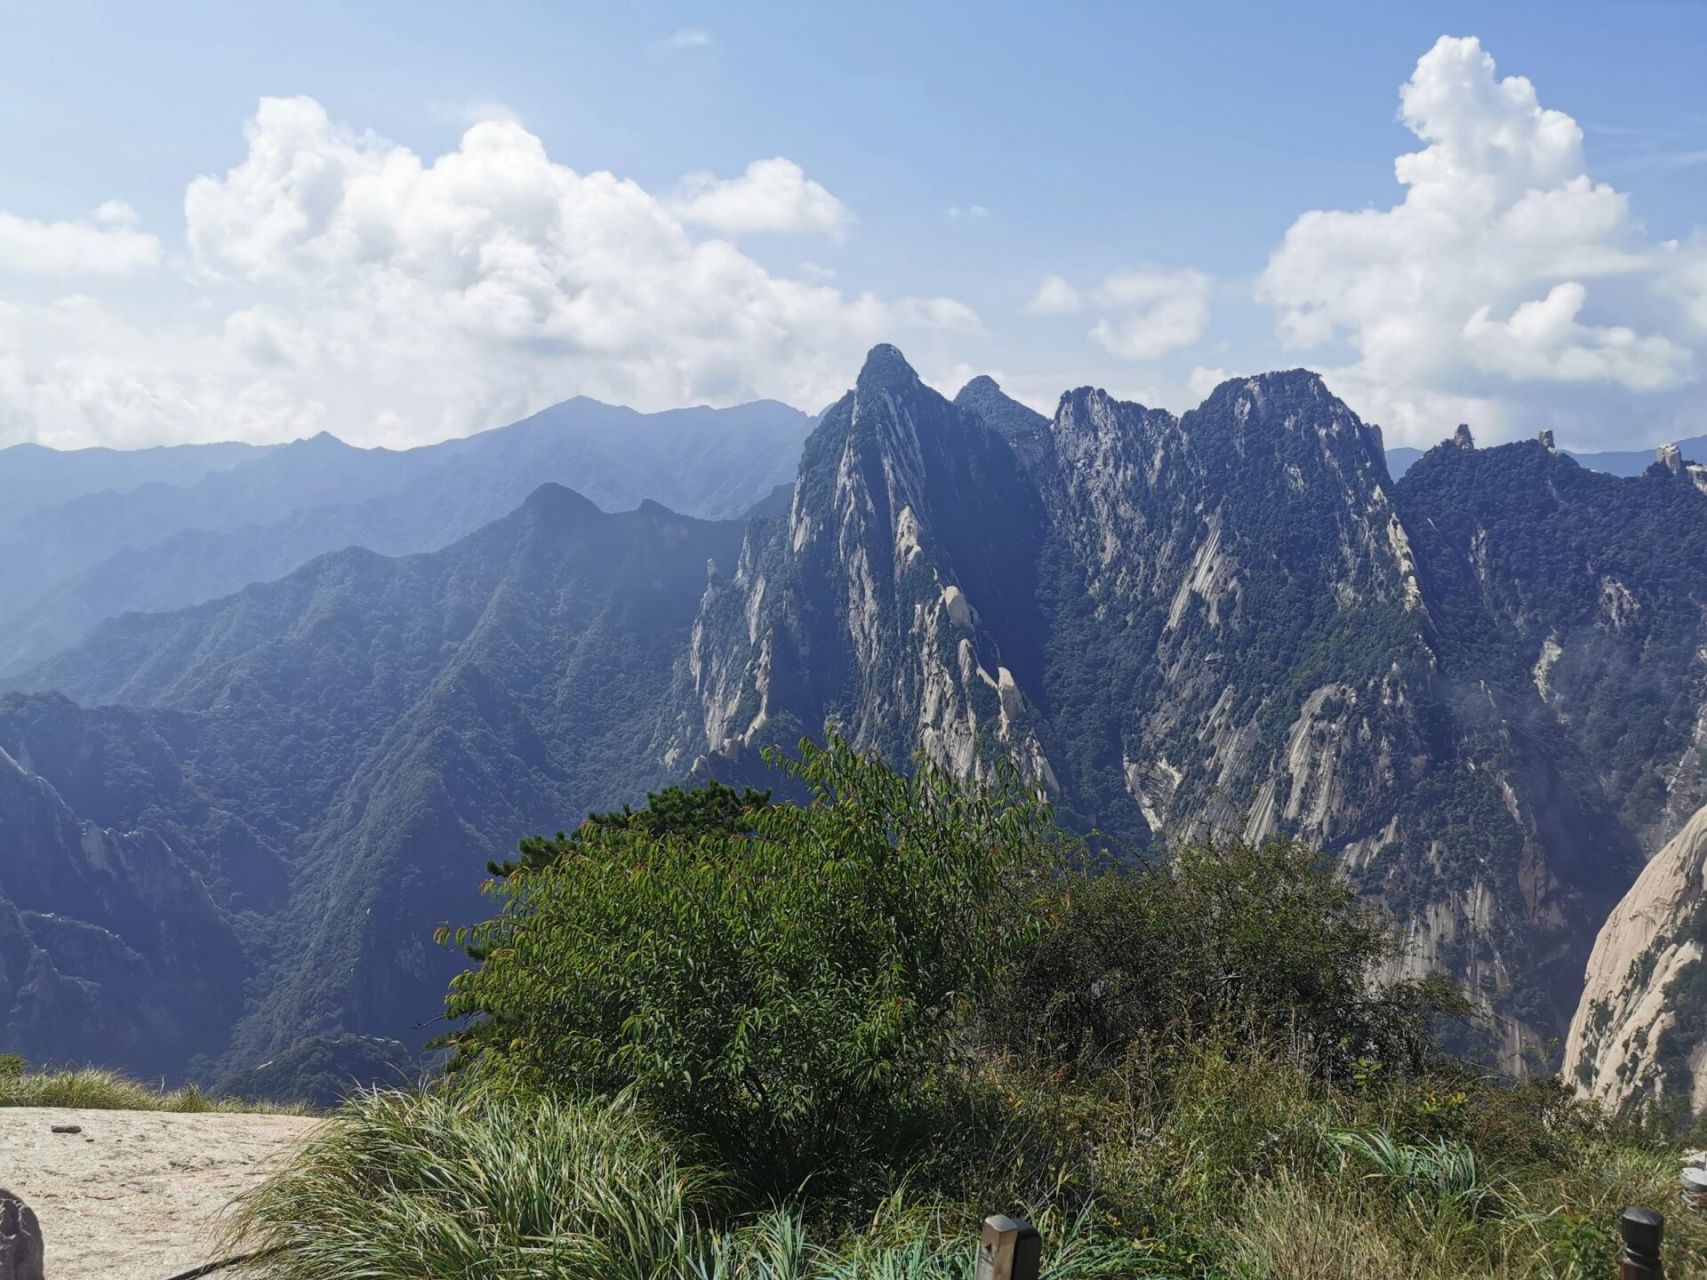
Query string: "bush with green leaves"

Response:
xmin=440 ymin=739 xmax=1060 ymax=1189
xmin=995 ymin=836 xmax=1465 ymax=1081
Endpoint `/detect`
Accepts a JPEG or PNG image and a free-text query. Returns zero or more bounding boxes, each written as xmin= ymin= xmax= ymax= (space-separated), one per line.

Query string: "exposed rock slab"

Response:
xmin=1565 ymin=804 xmax=1707 ymax=1109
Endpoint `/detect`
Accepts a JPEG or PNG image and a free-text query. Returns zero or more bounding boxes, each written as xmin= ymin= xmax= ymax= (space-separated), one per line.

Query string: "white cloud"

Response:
xmin=671 ymin=157 xmax=852 ymax=238
xmin=946 ymin=204 xmax=989 ymax=219
xmin=1026 ymin=274 xmax=1083 ymax=315
xmin=0 ymin=96 xmax=976 ymax=449
xmin=659 ymin=27 xmax=711 ymax=50
xmin=1258 ymin=35 xmax=1705 ymax=446
xmin=0 ymin=203 xmax=160 ymax=276
xmin=1088 ymin=268 xmax=1211 ymax=361
xmin=1463 ymin=282 xmax=1690 ymax=389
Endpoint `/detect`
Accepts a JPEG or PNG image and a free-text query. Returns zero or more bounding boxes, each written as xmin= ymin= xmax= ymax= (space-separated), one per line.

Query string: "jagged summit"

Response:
xmin=1191 ymin=368 xmax=1336 ymax=410
xmin=953 ymin=374 xmax=1050 ymax=442
xmin=855 ymin=343 xmax=925 ymax=395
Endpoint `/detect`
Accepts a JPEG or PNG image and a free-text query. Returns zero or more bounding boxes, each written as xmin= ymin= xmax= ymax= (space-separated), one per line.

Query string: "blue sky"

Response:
xmin=2 ymin=1 xmax=1705 ymax=451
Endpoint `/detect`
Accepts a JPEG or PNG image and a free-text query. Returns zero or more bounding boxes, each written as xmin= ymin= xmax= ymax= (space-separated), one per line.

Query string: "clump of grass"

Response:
xmin=0 ymin=1065 xmax=307 ymax=1114
xmin=227 ymin=1082 xmax=718 ymax=1280
xmin=1324 ymin=1128 xmax=1496 ymax=1221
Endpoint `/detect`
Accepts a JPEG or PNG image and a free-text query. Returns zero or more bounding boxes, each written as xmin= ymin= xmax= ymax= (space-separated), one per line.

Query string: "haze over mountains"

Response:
xmin=0 ymin=397 xmax=810 ymax=674
xmin=4 ymin=345 xmax=1707 ymax=1105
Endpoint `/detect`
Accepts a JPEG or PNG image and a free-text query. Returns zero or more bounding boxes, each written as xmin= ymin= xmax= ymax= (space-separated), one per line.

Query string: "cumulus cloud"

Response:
xmin=1089 ymin=268 xmax=1211 ymax=361
xmin=1258 ymin=35 xmax=1705 ymax=446
xmin=1026 ymin=274 xmax=1082 ymax=315
xmin=0 ymin=96 xmax=975 ymax=448
xmin=1463 ymin=282 xmax=1690 ymax=389
xmin=0 ymin=202 xmax=160 ymax=276
xmin=671 ymin=157 xmax=852 ymax=238
xmin=1027 ymin=268 xmax=1210 ymax=361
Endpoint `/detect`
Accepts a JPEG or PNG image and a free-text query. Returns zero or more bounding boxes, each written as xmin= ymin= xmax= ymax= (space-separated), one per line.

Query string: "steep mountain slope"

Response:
xmin=1563 ymin=803 xmax=1707 ymax=1113
xmin=0 ymin=398 xmax=809 ymax=671
xmin=0 ymin=740 xmax=246 ymax=1074
xmin=673 ymin=347 xmax=1054 ymax=790
xmin=10 ymin=485 xmax=745 ymax=1075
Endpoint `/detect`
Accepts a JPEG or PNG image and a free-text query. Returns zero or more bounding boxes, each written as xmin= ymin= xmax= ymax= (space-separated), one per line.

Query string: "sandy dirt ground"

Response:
xmin=0 ymin=1107 xmax=324 ymax=1280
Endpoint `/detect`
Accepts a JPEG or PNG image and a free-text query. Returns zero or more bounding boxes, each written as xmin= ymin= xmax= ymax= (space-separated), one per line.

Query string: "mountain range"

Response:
xmin=0 ymin=397 xmax=810 ymax=674
xmin=4 ymin=345 xmax=1707 ymax=1102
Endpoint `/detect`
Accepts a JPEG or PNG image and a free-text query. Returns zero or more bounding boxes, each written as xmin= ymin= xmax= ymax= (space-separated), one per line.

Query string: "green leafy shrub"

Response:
xmin=994 ymin=836 xmax=1464 ymax=1081
xmin=440 ymin=738 xmax=1059 ymax=1190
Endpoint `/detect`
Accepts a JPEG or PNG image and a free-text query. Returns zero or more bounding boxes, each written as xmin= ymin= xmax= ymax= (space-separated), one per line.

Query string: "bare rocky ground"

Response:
xmin=0 ymin=1107 xmax=323 ymax=1280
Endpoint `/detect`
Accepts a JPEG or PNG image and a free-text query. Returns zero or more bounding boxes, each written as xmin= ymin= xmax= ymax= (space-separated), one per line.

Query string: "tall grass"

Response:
xmin=227 ymin=1083 xmax=1151 ymax=1280
xmin=0 ymin=1065 xmax=307 ymax=1114
xmin=223 ymin=1056 xmax=1707 ymax=1280
xmin=228 ymin=1083 xmax=715 ymax=1280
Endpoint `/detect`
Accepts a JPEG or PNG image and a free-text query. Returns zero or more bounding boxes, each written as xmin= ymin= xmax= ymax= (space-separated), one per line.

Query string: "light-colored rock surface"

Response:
xmin=0 ymin=1108 xmax=322 ymax=1280
xmin=1564 ymin=803 xmax=1707 ymax=1110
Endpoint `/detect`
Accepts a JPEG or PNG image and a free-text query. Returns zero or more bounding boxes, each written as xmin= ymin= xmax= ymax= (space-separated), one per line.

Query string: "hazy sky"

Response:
xmin=3 ymin=1 xmax=1706 ymax=452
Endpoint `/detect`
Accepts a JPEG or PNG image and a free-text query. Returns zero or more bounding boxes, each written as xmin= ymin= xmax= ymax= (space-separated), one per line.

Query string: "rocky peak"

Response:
xmin=854 ymin=343 xmax=923 ymax=397
xmin=953 ymin=375 xmax=1050 ymax=444
xmin=1453 ymin=424 xmax=1475 ymax=450
xmin=1565 ymin=802 xmax=1707 ymax=1111
xmin=1184 ymin=370 xmax=1390 ymax=495
xmin=1659 ymin=442 xmax=1685 ymax=475
xmin=1538 ymin=429 xmax=1556 ymax=452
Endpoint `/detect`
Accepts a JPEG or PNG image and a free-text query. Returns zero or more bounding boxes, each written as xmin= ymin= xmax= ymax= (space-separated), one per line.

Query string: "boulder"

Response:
xmin=0 ymin=1189 xmax=43 ymax=1280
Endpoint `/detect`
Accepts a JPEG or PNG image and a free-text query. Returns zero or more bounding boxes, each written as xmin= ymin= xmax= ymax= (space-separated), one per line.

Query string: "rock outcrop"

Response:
xmin=1564 ymin=804 xmax=1707 ymax=1111
xmin=0 ymin=1188 xmax=44 ymax=1280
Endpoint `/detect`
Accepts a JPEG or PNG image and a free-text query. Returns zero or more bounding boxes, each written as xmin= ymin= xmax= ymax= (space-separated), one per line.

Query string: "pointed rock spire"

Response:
xmin=855 ymin=343 xmax=922 ymax=396
xmin=1453 ymin=424 xmax=1475 ymax=450
xmin=1538 ymin=429 xmax=1556 ymax=452
xmin=1658 ymin=442 xmax=1685 ymax=475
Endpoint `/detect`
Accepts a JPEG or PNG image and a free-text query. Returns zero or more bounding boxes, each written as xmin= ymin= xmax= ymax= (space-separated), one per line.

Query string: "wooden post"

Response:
xmin=1620 ymin=1206 xmax=1663 ymax=1279
xmin=976 ymin=1215 xmax=1040 ymax=1280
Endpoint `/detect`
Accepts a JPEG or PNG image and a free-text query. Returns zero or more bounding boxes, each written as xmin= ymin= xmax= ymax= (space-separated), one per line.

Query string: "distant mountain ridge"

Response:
xmin=6 ymin=346 xmax=1707 ymax=1094
xmin=1385 ymin=432 xmax=1707 ymax=480
xmin=0 ymin=397 xmax=811 ymax=672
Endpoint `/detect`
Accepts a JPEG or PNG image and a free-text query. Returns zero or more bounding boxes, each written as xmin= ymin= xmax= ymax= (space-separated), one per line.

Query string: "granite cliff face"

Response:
xmin=673 ymin=346 xmax=1054 ymax=788
xmin=1564 ymin=805 xmax=1707 ymax=1111
xmin=669 ymin=350 xmax=1704 ymax=1069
